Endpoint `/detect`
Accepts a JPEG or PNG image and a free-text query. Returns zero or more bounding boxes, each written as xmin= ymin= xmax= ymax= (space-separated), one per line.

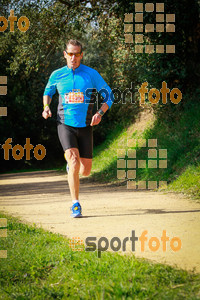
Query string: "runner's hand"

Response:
xmin=42 ymin=106 xmax=52 ymax=119
xmin=90 ymin=113 xmax=102 ymax=126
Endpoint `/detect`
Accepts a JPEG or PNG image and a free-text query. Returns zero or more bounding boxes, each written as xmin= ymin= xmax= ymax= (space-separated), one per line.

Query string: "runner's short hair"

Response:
xmin=66 ymin=39 xmax=83 ymax=52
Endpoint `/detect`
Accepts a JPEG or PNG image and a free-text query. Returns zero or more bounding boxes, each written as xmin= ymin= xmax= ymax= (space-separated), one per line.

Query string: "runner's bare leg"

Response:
xmin=79 ymin=158 xmax=92 ymax=176
xmin=64 ymin=149 xmax=92 ymax=200
xmin=65 ymin=148 xmax=80 ymax=200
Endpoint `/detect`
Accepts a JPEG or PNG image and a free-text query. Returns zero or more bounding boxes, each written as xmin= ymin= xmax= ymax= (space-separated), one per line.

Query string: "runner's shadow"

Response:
xmin=81 ymin=209 xmax=200 ymax=218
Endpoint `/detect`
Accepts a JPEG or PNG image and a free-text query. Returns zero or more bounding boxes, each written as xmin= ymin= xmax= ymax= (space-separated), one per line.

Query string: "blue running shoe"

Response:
xmin=71 ymin=202 xmax=82 ymax=218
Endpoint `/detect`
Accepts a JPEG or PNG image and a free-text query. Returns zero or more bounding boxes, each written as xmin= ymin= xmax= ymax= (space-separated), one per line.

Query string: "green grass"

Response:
xmin=0 ymin=213 xmax=200 ymax=299
xmin=91 ymin=123 xmax=126 ymax=183
xmin=91 ymin=101 xmax=200 ymax=199
xmin=167 ymin=165 xmax=200 ymax=199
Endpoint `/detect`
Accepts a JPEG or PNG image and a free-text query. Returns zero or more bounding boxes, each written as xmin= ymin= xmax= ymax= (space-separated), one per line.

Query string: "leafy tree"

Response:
xmin=0 ymin=0 xmax=199 ymax=172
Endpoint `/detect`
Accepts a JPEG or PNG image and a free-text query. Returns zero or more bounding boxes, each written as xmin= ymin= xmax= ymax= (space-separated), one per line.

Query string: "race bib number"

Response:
xmin=65 ymin=90 xmax=84 ymax=104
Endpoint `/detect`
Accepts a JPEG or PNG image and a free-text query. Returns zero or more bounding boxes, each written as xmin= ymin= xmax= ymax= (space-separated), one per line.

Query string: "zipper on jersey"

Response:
xmin=73 ymin=69 xmax=75 ymax=90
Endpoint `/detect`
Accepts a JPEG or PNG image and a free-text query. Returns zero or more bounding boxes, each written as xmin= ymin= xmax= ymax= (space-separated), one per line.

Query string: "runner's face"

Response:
xmin=64 ymin=44 xmax=83 ymax=70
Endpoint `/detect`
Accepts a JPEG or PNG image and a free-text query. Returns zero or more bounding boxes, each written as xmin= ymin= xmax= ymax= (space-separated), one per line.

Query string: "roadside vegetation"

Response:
xmin=91 ymin=98 xmax=200 ymax=200
xmin=0 ymin=1 xmax=199 ymax=298
xmin=1 ymin=0 xmax=199 ymax=199
xmin=1 ymin=0 xmax=199 ymax=177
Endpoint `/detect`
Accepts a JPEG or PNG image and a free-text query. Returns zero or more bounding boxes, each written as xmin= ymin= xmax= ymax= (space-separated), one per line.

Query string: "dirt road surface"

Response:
xmin=0 ymin=170 xmax=200 ymax=273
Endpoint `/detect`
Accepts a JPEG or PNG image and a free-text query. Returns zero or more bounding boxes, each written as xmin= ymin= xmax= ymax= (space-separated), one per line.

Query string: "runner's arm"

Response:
xmin=42 ymin=95 xmax=52 ymax=119
xmin=90 ymin=69 xmax=113 ymax=126
xmin=90 ymin=103 xmax=109 ymax=126
xmin=42 ymin=70 xmax=57 ymax=119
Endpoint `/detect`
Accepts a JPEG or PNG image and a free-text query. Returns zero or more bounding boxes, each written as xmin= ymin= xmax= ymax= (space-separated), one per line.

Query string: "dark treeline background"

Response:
xmin=0 ymin=0 xmax=199 ymax=172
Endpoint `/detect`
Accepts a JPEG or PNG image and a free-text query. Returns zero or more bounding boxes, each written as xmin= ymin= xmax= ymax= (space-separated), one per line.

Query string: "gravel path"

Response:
xmin=0 ymin=170 xmax=200 ymax=273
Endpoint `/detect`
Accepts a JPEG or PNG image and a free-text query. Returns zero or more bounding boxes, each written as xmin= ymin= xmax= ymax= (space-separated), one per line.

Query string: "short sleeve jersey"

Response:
xmin=43 ymin=64 xmax=113 ymax=127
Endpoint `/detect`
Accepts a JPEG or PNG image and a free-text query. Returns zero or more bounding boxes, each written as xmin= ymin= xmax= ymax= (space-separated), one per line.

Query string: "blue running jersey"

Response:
xmin=43 ymin=64 xmax=113 ymax=127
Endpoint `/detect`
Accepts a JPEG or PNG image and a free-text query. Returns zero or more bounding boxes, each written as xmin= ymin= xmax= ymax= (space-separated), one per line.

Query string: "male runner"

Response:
xmin=42 ymin=39 xmax=113 ymax=218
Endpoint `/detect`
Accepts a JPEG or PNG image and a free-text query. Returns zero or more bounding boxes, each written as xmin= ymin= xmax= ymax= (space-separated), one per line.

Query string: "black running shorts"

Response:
xmin=57 ymin=122 xmax=93 ymax=158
